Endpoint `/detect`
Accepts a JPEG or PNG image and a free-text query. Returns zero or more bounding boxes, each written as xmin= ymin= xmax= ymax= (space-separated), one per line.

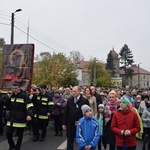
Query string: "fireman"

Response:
xmin=5 ymin=82 xmax=33 ymax=150
xmin=0 ymin=90 xmax=8 ymax=135
xmin=32 ymin=85 xmax=54 ymax=142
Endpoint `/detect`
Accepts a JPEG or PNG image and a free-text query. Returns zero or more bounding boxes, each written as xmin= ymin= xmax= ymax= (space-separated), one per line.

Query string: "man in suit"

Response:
xmin=62 ymin=86 xmax=89 ymax=150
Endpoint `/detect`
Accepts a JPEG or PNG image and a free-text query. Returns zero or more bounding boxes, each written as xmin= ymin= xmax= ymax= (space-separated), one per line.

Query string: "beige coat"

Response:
xmin=88 ymin=96 xmax=97 ymax=116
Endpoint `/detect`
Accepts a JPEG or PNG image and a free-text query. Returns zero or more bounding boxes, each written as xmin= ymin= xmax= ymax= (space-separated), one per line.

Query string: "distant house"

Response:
xmin=120 ymin=64 xmax=150 ymax=88
xmin=74 ymin=61 xmax=90 ymax=86
xmin=74 ymin=50 xmax=150 ymax=88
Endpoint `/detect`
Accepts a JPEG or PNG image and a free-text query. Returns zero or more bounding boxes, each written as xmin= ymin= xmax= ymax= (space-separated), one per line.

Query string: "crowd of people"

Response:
xmin=0 ymin=83 xmax=150 ymax=150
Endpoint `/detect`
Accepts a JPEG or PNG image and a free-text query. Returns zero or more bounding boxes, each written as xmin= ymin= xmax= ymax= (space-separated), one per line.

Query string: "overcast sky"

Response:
xmin=0 ymin=0 xmax=150 ymax=70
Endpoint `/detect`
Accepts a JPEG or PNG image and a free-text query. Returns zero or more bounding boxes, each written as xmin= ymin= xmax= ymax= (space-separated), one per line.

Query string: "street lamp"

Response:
xmin=138 ymin=63 xmax=142 ymax=89
xmin=10 ymin=9 xmax=22 ymax=44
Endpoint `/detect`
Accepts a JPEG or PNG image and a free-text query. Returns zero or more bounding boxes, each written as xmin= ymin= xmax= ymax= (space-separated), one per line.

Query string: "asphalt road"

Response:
xmin=0 ymin=121 xmax=144 ymax=150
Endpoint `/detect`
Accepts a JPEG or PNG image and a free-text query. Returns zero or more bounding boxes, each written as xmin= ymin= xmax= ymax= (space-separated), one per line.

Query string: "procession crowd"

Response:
xmin=0 ymin=83 xmax=150 ymax=150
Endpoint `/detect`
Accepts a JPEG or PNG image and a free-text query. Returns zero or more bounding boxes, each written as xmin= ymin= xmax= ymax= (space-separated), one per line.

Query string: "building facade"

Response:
xmin=120 ymin=64 xmax=150 ymax=88
xmin=74 ymin=50 xmax=150 ymax=89
xmin=75 ymin=61 xmax=91 ymax=86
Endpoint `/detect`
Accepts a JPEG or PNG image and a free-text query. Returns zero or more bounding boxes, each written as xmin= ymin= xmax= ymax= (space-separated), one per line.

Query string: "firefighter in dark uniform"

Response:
xmin=32 ymin=85 xmax=54 ymax=142
xmin=0 ymin=90 xmax=8 ymax=135
xmin=5 ymin=82 xmax=33 ymax=150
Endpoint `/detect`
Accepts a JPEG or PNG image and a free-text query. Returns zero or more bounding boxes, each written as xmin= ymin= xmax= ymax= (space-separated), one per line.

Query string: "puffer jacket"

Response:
xmin=76 ymin=116 xmax=100 ymax=150
xmin=111 ymin=109 xmax=140 ymax=147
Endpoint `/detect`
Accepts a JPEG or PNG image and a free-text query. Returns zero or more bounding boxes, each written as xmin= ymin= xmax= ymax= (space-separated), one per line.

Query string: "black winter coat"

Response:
xmin=62 ymin=94 xmax=89 ymax=138
xmin=94 ymin=92 xmax=102 ymax=107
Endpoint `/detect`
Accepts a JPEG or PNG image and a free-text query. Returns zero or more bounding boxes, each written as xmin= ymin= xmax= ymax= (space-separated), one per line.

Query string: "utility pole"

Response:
xmin=10 ymin=12 xmax=14 ymax=44
xmin=124 ymin=51 xmax=127 ymax=88
xmin=124 ymin=62 xmax=126 ymax=88
xmin=27 ymin=20 xmax=30 ymax=43
xmin=138 ymin=63 xmax=141 ymax=89
xmin=93 ymin=57 xmax=96 ymax=86
xmin=10 ymin=9 xmax=22 ymax=44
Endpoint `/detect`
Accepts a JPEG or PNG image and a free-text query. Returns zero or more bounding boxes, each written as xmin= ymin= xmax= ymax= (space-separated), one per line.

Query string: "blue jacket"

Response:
xmin=76 ymin=116 xmax=100 ymax=150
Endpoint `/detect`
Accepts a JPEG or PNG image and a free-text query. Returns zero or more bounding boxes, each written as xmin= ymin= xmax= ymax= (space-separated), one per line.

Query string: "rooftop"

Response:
xmin=120 ymin=64 xmax=150 ymax=75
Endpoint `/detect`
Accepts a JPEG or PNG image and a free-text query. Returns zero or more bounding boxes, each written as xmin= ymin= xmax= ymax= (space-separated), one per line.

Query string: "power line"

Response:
xmin=0 ymin=12 xmax=10 ymax=18
xmin=0 ymin=16 xmax=10 ymax=21
xmin=0 ymin=9 xmax=72 ymax=56
xmin=16 ymin=16 xmax=71 ymax=52
xmin=15 ymin=25 xmax=61 ymax=53
xmin=0 ymin=9 xmax=10 ymax=15
xmin=0 ymin=22 xmax=10 ymax=26
xmin=15 ymin=17 xmax=28 ymax=28
xmin=0 ymin=9 xmax=71 ymax=53
xmin=0 ymin=17 xmax=68 ymax=54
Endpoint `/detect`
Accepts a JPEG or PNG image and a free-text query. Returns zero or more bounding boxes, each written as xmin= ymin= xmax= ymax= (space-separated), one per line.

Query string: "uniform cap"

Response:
xmin=40 ymin=85 xmax=47 ymax=89
xmin=12 ymin=82 xmax=21 ymax=88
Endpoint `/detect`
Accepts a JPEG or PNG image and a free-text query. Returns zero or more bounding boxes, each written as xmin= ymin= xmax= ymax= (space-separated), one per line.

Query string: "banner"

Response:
xmin=0 ymin=44 xmax=34 ymax=92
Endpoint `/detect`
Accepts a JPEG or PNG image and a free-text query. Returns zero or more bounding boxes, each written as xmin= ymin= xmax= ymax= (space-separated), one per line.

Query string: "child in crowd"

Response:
xmin=76 ymin=104 xmax=100 ymax=150
xmin=96 ymin=104 xmax=106 ymax=150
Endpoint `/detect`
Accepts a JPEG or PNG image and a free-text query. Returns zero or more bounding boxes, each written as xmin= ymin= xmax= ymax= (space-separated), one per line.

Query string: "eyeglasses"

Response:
xmin=109 ymin=97 xmax=115 ymax=98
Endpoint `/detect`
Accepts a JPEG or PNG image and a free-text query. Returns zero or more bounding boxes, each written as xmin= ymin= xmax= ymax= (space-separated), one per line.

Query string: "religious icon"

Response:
xmin=1 ymin=44 xmax=34 ymax=92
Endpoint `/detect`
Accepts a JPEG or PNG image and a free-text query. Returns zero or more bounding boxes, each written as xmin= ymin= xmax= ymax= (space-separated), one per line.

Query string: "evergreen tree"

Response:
xmin=119 ymin=44 xmax=134 ymax=87
xmin=106 ymin=50 xmax=116 ymax=77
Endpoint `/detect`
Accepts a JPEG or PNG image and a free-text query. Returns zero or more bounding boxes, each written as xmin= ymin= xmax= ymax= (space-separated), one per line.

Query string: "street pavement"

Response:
xmin=0 ymin=121 xmax=144 ymax=150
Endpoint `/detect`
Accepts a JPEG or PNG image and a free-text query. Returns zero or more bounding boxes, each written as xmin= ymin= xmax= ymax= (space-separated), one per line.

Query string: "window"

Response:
xmin=147 ymin=82 xmax=149 ymax=86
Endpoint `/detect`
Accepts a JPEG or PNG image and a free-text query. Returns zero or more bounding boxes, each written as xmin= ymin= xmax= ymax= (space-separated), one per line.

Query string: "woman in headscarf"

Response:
xmin=52 ymin=90 xmax=66 ymax=136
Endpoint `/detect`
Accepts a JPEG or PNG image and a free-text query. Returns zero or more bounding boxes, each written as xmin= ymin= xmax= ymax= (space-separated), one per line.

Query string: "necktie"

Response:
xmin=74 ymin=98 xmax=79 ymax=108
xmin=74 ymin=98 xmax=77 ymax=104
